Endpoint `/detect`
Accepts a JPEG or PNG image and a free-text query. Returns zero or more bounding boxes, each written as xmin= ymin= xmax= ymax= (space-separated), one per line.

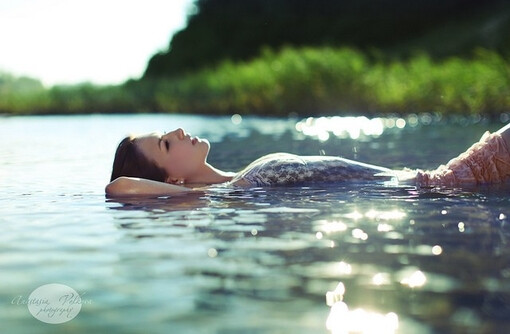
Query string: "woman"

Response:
xmin=106 ymin=123 xmax=510 ymax=197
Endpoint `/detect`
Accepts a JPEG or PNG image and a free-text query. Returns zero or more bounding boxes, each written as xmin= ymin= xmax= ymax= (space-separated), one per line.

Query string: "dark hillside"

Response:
xmin=144 ymin=0 xmax=510 ymax=78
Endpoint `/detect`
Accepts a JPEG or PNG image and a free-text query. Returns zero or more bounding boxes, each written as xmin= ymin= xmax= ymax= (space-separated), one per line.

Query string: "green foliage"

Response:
xmin=1 ymin=47 xmax=509 ymax=116
xmin=145 ymin=0 xmax=510 ymax=78
xmin=145 ymin=46 xmax=510 ymax=116
xmin=0 ymin=80 xmax=138 ymax=115
xmin=46 ymin=84 xmax=137 ymax=114
xmin=0 ymin=72 xmax=47 ymax=114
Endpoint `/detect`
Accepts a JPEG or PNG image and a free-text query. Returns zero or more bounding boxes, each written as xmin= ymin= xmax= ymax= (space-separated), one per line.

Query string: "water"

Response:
xmin=1 ymin=114 xmax=509 ymax=334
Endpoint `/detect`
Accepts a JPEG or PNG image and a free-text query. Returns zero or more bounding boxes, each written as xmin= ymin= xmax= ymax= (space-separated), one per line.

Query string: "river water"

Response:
xmin=1 ymin=113 xmax=509 ymax=333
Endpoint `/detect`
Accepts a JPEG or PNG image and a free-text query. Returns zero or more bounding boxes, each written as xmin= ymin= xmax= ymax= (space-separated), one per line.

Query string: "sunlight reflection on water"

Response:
xmin=326 ymin=282 xmax=399 ymax=334
xmin=295 ymin=116 xmax=405 ymax=141
xmin=1 ymin=114 xmax=510 ymax=334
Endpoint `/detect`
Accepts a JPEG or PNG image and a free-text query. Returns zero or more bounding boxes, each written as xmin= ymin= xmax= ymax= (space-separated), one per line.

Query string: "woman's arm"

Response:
xmin=105 ymin=176 xmax=194 ymax=197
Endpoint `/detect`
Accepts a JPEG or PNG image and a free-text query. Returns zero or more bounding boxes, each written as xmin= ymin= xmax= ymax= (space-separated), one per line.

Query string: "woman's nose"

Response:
xmin=171 ymin=128 xmax=185 ymax=140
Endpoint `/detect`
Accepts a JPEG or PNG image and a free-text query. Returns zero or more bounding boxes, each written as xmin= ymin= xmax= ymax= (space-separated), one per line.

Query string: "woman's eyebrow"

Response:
xmin=158 ymin=137 xmax=163 ymax=151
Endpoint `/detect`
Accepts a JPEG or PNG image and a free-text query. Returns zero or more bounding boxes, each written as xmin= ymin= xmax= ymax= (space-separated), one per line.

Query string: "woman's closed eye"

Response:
xmin=164 ymin=140 xmax=170 ymax=151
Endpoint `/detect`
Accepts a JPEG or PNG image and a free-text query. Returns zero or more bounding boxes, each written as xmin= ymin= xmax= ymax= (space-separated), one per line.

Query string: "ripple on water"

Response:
xmin=2 ymin=115 xmax=510 ymax=334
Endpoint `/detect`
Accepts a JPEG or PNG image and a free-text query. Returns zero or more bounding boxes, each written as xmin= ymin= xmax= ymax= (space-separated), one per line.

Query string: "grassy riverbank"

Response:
xmin=2 ymin=47 xmax=509 ymax=116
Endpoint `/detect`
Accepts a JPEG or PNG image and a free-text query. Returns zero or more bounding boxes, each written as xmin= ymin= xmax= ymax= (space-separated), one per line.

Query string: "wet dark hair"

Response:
xmin=110 ymin=136 xmax=168 ymax=182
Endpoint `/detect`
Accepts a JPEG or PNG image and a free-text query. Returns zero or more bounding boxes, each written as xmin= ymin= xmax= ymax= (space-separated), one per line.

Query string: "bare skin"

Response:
xmin=106 ymin=128 xmax=234 ymax=197
xmin=106 ymin=124 xmax=510 ymax=197
xmin=134 ymin=128 xmax=233 ymax=185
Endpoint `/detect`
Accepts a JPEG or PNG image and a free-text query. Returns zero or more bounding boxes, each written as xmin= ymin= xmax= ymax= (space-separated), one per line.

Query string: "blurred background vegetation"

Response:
xmin=2 ymin=0 xmax=510 ymax=116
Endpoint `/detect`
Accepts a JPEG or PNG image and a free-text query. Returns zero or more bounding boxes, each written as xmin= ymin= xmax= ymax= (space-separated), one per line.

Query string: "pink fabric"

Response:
xmin=416 ymin=131 xmax=510 ymax=187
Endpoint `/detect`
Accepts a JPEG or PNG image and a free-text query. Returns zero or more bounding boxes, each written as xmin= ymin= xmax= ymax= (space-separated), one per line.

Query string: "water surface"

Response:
xmin=1 ymin=114 xmax=509 ymax=334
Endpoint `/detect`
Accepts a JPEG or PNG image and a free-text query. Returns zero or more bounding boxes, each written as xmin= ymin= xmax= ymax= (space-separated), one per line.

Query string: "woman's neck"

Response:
xmin=186 ymin=163 xmax=235 ymax=185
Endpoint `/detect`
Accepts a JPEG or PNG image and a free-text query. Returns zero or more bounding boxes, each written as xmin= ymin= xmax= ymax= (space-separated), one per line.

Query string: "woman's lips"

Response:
xmin=192 ymin=137 xmax=198 ymax=145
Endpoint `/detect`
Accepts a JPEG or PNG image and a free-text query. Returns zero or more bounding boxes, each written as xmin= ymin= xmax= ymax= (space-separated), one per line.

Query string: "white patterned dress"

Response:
xmin=230 ymin=153 xmax=393 ymax=187
xmin=229 ymin=131 xmax=510 ymax=188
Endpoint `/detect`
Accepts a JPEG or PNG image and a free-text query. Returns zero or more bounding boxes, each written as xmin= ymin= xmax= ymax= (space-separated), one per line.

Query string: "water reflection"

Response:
xmin=326 ymin=282 xmax=399 ymax=334
xmin=295 ymin=116 xmax=405 ymax=141
xmin=106 ymin=190 xmax=209 ymax=212
xmin=103 ymin=181 xmax=510 ymax=333
xmin=400 ymin=269 xmax=427 ymax=288
xmin=3 ymin=115 xmax=510 ymax=334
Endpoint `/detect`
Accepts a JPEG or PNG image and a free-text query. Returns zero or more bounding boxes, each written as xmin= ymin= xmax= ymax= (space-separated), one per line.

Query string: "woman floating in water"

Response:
xmin=106 ymin=123 xmax=510 ymax=196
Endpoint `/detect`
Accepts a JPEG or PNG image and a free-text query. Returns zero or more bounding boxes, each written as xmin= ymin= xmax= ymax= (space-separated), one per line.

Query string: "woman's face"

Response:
xmin=134 ymin=128 xmax=210 ymax=182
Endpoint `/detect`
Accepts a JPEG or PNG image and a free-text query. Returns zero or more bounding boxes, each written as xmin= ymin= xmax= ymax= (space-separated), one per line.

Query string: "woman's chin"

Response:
xmin=201 ymin=139 xmax=211 ymax=153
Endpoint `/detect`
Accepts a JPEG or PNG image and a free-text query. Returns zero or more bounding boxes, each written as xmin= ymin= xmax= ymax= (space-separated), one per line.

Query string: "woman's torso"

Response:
xmin=230 ymin=153 xmax=394 ymax=187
